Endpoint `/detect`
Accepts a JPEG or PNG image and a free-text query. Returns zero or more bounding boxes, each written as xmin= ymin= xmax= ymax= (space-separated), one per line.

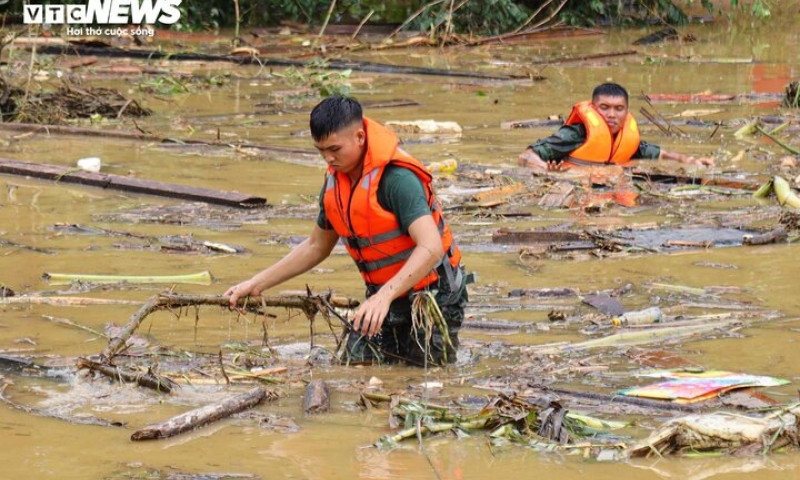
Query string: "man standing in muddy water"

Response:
xmin=226 ymin=96 xmax=468 ymax=366
xmin=517 ymin=83 xmax=715 ymax=172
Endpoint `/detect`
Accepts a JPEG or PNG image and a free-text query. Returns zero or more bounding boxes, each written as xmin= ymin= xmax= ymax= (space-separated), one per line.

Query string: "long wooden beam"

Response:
xmin=0 ymin=158 xmax=266 ymax=208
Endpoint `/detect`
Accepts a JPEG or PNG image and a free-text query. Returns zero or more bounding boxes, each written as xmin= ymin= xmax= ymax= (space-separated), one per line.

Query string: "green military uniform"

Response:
xmin=530 ymin=123 xmax=661 ymax=162
xmin=317 ymin=165 xmax=468 ymax=365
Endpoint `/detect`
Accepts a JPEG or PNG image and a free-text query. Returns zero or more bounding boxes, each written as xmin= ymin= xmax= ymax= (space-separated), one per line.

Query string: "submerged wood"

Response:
xmin=531 ymin=386 xmax=704 ymax=413
xmin=0 ymin=296 xmax=141 ymax=307
xmin=492 ymin=229 xmax=585 ymax=244
xmin=631 ymin=169 xmax=760 ymax=191
xmin=530 ymin=50 xmax=638 ymax=65
xmin=0 ymin=238 xmax=54 ymax=254
xmin=743 ymin=228 xmax=788 ymax=246
xmin=36 ymin=44 xmax=514 ymax=80
xmin=508 ymin=287 xmax=579 ymax=298
xmin=0 ymin=123 xmax=314 ymax=156
xmin=77 ymin=358 xmax=176 ymax=393
xmin=131 ymin=386 xmax=272 ymax=440
xmin=100 ymin=293 xmax=359 ymax=362
xmin=0 ymin=380 xmax=124 ymax=427
xmin=0 ymin=158 xmax=266 ymax=208
xmin=303 ymin=380 xmax=331 ymax=414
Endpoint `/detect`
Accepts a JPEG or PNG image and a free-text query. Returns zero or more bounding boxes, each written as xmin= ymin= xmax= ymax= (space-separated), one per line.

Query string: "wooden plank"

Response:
xmin=0 ymin=122 xmax=315 ymax=156
xmin=501 ymin=118 xmax=563 ymax=130
xmin=0 ymin=158 xmax=266 ymax=208
xmin=492 ymin=229 xmax=584 ymax=244
xmin=538 ymin=181 xmax=575 ymax=208
xmin=631 ymin=169 xmax=761 ymax=191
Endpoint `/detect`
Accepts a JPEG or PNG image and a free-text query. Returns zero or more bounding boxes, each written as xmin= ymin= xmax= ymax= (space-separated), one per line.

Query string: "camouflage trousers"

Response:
xmin=343 ymin=275 xmax=468 ymax=367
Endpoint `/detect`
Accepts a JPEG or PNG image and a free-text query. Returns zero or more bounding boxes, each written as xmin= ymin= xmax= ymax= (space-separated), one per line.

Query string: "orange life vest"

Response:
xmin=322 ymin=117 xmax=462 ymax=294
xmin=564 ymin=100 xmax=641 ymax=165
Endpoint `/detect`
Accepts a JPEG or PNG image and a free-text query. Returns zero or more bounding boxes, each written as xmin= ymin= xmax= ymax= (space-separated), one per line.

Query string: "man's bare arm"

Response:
xmin=225 ymin=225 xmax=340 ymax=308
xmin=659 ymin=149 xmax=715 ymax=167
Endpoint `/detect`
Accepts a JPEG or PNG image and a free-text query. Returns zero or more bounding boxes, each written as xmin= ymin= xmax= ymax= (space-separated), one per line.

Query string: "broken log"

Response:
xmin=131 ymin=387 xmax=273 ymax=440
xmin=0 ymin=158 xmax=265 ymax=208
xmin=492 ymin=229 xmax=585 ymax=244
xmin=77 ymin=358 xmax=176 ymax=393
xmin=631 ymin=169 xmax=760 ymax=191
xmin=743 ymin=228 xmax=788 ymax=246
xmin=530 ymin=50 xmax=638 ymax=65
xmin=101 ymin=293 xmax=359 ymax=362
xmin=36 ymin=45 xmax=515 ymax=80
xmin=303 ymin=380 xmax=331 ymax=414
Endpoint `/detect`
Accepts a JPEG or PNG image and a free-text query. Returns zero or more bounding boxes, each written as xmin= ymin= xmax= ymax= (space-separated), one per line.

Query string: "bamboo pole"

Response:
xmin=43 ymin=271 xmax=213 ymax=286
xmin=131 ymin=386 xmax=273 ymax=440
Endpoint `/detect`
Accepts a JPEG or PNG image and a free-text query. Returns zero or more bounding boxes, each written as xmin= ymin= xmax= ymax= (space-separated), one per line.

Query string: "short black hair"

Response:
xmin=310 ymin=96 xmax=363 ymax=140
xmin=592 ymin=83 xmax=629 ymax=105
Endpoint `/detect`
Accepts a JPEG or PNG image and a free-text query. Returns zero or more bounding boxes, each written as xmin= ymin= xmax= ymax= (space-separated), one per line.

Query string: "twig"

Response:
xmin=640 ymin=94 xmax=687 ymax=136
xmin=639 ymin=108 xmax=672 ymax=135
xmin=232 ymin=0 xmax=241 ymax=47
xmin=468 ymin=0 xmax=568 ymax=46
xmin=218 ymin=350 xmax=231 ymax=386
xmin=316 ymin=0 xmax=337 ymax=43
xmin=511 ymin=0 xmax=556 ymax=35
xmin=350 ymin=9 xmax=375 ymax=41
xmin=387 ymin=0 xmax=447 ymax=41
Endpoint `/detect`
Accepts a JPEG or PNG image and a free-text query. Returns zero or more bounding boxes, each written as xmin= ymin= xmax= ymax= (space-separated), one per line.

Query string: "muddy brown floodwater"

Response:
xmin=1 ymin=6 xmax=800 ymax=480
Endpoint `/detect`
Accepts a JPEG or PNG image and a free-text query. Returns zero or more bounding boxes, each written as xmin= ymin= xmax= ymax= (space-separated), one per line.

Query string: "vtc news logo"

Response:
xmin=23 ymin=0 xmax=183 ymax=25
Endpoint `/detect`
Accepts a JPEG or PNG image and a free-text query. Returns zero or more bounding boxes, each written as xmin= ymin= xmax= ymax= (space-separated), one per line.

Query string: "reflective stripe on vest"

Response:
xmin=321 ymin=116 xmax=461 ymax=292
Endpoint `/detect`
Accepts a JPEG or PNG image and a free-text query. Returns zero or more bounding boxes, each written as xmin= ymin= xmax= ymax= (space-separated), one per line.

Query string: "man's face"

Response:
xmin=314 ymin=122 xmax=366 ymax=177
xmin=592 ymin=95 xmax=628 ymax=135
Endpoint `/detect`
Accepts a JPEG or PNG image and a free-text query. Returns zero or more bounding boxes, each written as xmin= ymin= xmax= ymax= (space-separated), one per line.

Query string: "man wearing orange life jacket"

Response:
xmin=226 ymin=96 xmax=468 ymax=366
xmin=518 ymin=83 xmax=715 ymax=172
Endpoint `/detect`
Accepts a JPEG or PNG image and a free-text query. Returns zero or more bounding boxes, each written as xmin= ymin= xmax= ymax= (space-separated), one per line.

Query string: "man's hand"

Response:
xmin=686 ymin=156 xmax=715 ymax=167
xmin=546 ymin=160 xmax=571 ymax=172
xmin=225 ymin=279 xmax=262 ymax=311
xmin=518 ymin=148 xmax=548 ymax=171
xmin=352 ymin=289 xmax=393 ymax=338
xmin=661 ymin=150 xmax=715 ymax=168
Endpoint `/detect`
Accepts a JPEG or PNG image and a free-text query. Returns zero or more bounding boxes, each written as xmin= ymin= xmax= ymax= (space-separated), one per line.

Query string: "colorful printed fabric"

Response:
xmin=618 ymin=370 xmax=789 ymax=404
